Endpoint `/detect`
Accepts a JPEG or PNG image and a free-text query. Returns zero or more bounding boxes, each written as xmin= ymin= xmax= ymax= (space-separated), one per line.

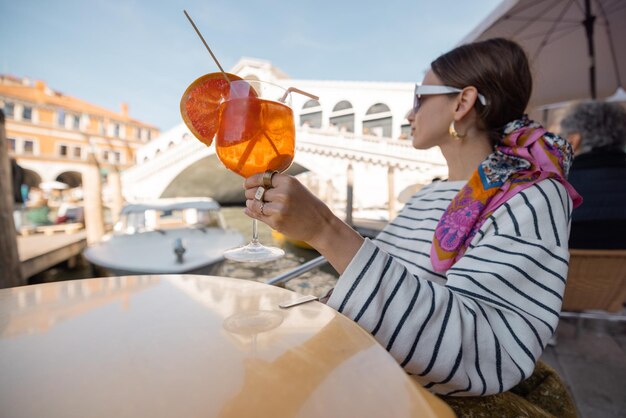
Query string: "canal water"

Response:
xmin=31 ymin=206 xmax=339 ymax=297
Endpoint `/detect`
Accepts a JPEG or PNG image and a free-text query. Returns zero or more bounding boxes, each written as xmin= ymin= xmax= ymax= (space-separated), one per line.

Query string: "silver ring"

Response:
xmin=260 ymin=202 xmax=266 ymax=216
xmin=254 ymin=186 xmax=266 ymax=201
xmin=263 ymin=170 xmax=279 ymax=189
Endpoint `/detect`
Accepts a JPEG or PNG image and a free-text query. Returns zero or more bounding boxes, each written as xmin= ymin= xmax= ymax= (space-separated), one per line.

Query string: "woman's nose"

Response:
xmin=407 ymin=108 xmax=416 ymax=122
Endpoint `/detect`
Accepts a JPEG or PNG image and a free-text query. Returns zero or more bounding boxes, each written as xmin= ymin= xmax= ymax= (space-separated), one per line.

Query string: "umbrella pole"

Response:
xmin=583 ymin=0 xmax=597 ymax=99
xmin=0 ymin=110 xmax=23 ymax=288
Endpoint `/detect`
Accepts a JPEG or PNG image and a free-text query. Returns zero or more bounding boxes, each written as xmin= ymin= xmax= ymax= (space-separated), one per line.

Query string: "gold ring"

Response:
xmin=254 ymin=186 xmax=266 ymax=201
xmin=260 ymin=202 xmax=266 ymax=216
xmin=263 ymin=170 xmax=279 ymax=189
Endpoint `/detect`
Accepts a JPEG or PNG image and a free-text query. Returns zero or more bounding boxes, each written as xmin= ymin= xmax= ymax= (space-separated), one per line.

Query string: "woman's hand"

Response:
xmin=243 ymin=173 xmax=333 ymax=244
xmin=243 ymin=173 xmax=364 ymax=274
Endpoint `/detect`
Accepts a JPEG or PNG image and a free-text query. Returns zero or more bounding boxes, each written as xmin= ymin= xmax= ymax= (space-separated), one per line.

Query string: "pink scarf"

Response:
xmin=430 ymin=116 xmax=582 ymax=272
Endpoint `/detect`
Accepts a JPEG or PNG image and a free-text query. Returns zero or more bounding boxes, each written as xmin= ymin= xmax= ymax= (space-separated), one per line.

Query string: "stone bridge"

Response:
xmin=121 ymin=125 xmax=447 ymax=219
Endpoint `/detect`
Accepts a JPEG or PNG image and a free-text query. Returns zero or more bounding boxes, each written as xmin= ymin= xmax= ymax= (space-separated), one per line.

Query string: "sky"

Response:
xmin=0 ymin=0 xmax=501 ymax=130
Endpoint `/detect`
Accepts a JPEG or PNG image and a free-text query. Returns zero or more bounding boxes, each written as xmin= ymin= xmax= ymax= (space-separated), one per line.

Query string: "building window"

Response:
xmin=113 ymin=151 xmax=121 ymax=163
xmin=23 ymin=140 xmax=35 ymax=154
xmin=99 ymin=120 xmax=106 ymax=136
xmin=102 ymin=150 xmax=110 ymax=162
xmin=22 ymin=106 xmax=33 ymax=121
xmin=300 ymin=99 xmax=322 ymax=128
xmin=57 ymin=110 xmax=66 ymax=127
xmin=59 ymin=144 xmax=68 ymax=157
xmin=7 ymin=138 xmax=16 ymax=151
xmin=72 ymin=115 xmax=80 ymax=130
xmin=363 ymin=103 xmax=392 ymax=138
xmin=3 ymin=102 xmax=15 ymax=119
xmin=147 ymin=130 xmax=152 ymax=141
xmin=329 ymin=100 xmax=355 ymax=133
xmin=113 ymin=124 xmax=120 ymax=138
xmin=73 ymin=146 xmax=82 ymax=158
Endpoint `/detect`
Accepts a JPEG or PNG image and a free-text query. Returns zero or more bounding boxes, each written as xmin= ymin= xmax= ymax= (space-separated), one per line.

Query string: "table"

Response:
xmin=0 ymin=275 xmax=454 ymax=418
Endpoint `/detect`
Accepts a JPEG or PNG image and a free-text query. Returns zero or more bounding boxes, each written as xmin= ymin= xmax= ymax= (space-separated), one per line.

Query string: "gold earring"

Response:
xmin=449 ymin=121 xmax=466 ymax=140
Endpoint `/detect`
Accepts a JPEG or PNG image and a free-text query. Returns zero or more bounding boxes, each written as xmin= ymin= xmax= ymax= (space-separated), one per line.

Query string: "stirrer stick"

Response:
xmin=183 ymin=10 xmax=232 ymax=86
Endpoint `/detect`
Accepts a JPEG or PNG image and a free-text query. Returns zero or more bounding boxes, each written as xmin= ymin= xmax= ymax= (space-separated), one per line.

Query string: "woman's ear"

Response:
xmin=567 ymin=133 xmax=582 ymax=154
xmin=453 ymin=87 xmax=479 ymax=121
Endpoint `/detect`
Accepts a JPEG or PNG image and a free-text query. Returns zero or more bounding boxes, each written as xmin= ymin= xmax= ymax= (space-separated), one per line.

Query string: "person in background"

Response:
xmin=26 ymin=197 xmax=51 ymax=226
xmin=560 ymin=101 xmax=626 ymax=249
xmin=244 ymin=38 xmax=580 ymax=416
xmin=10 ymin=159 xmax=24 ymax=205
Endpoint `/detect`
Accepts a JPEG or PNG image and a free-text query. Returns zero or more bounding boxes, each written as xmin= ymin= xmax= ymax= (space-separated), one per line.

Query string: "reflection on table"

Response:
xmin=0 ymin=275 xmax=454 ymax=418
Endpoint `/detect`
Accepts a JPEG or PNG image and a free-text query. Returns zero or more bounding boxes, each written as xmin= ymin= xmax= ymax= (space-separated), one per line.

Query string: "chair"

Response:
xmin=560 ymin=249 xmax=626 ymax=323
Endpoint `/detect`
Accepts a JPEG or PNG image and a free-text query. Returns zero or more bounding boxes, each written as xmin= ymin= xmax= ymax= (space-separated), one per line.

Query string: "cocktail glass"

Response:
xmin=215 ymin=79 xmax=295 ymax=262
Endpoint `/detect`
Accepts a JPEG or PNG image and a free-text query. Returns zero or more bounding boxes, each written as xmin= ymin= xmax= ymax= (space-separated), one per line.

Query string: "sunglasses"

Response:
xmin=413 ymin=84 xmax=487 ymax=112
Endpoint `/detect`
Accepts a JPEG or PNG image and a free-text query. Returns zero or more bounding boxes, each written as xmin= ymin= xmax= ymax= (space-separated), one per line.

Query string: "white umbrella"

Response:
xmin=39 ymin=181 xmax=69 ymax=190
xmin=460 ymin=0 xmax=626 ymax=107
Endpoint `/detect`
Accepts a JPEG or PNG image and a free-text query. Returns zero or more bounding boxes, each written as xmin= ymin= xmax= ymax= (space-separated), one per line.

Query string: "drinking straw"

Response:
xmin=280 ymin=87 xmax=319 ymax=103
xmin=183 ymin=10 xmax=319 ymax=175
xmin=183 ymin=10 xmax=232 ymax=87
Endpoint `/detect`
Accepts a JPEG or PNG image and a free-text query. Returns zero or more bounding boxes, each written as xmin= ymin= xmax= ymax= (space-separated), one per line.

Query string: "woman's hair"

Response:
xmin=560 ymin=101 xmax=626 ymax=153
xmin=431 ymin=38 xmax=532 ymax=143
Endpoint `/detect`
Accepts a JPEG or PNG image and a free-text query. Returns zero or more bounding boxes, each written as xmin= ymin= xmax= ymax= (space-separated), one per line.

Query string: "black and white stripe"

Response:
xmin=327 ymin=179 xmax=572 ymax=396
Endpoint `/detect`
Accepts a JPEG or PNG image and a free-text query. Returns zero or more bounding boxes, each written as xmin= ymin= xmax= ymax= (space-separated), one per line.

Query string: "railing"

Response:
xmin=266 ymin=255 xmax=328 ymax=286
xmin=297 ymin=130 xmax=446 ymax=169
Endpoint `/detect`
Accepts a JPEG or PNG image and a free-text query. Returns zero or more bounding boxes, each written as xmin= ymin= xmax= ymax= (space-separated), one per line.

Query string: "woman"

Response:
xmin=245 ymin=38 xmax=579 ymax=415
xmin=560 ymin=101 xmax=626 ymax=249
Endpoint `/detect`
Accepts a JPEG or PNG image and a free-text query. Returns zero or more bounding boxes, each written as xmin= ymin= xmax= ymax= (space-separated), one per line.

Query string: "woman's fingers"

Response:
xmin=244 ymin=172 xmax=286 ymax=190
xmin=243 ymin=173 xmax=330 ymax=243
xmin=244 ymin=187 xmax=278 ymax=202
xmin=244 ymin=199 xmax=278 ymax=222
xmin=243 ymin=173 xmax=264 ymax=189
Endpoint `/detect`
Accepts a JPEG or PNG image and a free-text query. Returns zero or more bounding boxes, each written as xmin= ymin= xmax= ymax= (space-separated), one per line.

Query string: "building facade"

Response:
xmin=0 ymin=74 xmax=159 ymax=190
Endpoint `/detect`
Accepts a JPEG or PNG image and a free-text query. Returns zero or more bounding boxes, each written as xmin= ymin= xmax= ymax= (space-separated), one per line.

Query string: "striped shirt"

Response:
xmin=327 ymin=178 xmax=572 ymax=396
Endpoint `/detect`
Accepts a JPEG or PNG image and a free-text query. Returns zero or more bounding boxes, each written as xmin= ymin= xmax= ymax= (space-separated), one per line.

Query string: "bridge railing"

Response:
xmin=296 ymin=128 xmax=446 ymax=169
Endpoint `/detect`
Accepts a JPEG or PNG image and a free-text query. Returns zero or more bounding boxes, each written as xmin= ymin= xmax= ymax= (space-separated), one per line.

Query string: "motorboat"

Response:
xmin=83 ymin=198 xmax=244 ymax=275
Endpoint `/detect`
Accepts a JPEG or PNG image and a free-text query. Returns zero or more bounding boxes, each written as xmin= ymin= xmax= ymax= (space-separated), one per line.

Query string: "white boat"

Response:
xmin=83 ymin=198 xmax=245 ymax=275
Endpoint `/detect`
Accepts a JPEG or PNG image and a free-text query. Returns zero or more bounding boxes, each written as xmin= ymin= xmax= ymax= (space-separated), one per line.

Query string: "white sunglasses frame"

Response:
xmin=413 ymin=84 xmax=487 ymax=112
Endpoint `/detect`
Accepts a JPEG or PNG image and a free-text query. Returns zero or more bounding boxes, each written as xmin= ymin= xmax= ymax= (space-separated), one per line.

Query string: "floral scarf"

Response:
xmin=430 ymin=116 xmax=583 ymax=272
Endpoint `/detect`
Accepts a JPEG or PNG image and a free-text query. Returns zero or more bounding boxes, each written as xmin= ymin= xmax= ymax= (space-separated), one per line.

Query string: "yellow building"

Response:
xmin=0 ymin=74 xmax=159 ymax=189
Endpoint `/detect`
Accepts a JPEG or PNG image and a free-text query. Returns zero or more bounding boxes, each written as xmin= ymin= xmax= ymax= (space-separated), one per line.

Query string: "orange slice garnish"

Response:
xmin=180 ymin=72 xmax=243 ymax=146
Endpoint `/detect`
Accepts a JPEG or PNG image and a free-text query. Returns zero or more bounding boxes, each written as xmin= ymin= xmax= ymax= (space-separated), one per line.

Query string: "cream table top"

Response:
xmin=0 ymin=275 xmax=454 ymax=418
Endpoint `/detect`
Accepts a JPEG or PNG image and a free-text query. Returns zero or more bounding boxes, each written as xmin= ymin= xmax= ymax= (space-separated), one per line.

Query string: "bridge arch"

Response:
xmin=300 ymin=99 xmax=322 ymax=128
xmin=363 ymin=103 xmax=393 ymax=137
xmin=23 ymin=168 xmax=42 ymax=188
xmin=56 ymin=171 xmax=82 ymax=188
xmin=159 ymin=154 xmax=310 ymax=205
xmin=329 ymin=100 xmax=355 ymax=133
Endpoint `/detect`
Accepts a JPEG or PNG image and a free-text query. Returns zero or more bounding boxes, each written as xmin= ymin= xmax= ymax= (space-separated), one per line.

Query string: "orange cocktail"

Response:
xmin=181 ymin=76 xmax=296 ymax=262
xmin=216 ymin=95 xmax=295 ymax=178
xmin=214 ymin=79 xmax=295 ymax=262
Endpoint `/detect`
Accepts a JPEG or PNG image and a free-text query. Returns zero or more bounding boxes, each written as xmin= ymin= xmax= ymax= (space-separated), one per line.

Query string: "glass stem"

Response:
xmin=251 ymin=219 xmax=259 ymax=244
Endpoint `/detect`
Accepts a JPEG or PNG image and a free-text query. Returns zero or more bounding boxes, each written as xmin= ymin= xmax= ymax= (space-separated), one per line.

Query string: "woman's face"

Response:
xmin=408 ymin=70 xmax=455 ymax=150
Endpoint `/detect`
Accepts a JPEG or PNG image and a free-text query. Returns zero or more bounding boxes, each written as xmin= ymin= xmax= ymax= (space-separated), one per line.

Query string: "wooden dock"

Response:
xmin=18 ymin=231 xmax=87 ymax=282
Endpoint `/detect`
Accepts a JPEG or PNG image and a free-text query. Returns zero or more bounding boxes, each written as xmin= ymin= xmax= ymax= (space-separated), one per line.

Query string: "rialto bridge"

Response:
xmin=121 ymin=124 xmax=447 ymax=221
